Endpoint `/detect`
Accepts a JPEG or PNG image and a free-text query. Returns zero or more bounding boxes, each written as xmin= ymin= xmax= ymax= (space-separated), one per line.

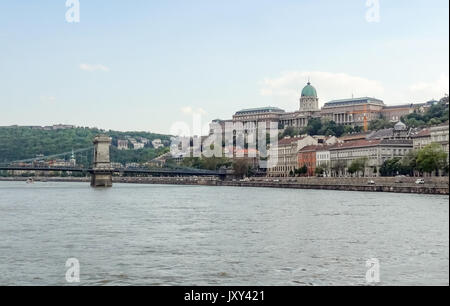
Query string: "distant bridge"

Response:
xmin=0 ymin=166 xmax=225 ymax=178
xmin=5 ymin=147 xmax=94 ymax=164
xmin=0 ymin=166 xmax=86 ymax=173
xmin=0 ymin=135 xmax=229 ymax=187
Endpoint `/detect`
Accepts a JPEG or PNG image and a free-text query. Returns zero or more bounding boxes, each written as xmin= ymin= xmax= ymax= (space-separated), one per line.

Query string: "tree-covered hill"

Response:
xmin=0 ymin=126 xmax=172 ymax=165
xmin=402 ymin=97 xmax=449 ymax=127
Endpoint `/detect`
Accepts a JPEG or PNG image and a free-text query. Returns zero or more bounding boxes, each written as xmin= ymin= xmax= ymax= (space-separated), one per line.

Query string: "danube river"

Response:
xmin=0 ymin=181 xmax=448 ymax=286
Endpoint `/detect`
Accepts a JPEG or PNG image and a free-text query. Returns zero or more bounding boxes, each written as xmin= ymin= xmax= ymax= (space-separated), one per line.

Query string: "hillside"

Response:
xmin=0 ymin=126 xmax=171 ymax=166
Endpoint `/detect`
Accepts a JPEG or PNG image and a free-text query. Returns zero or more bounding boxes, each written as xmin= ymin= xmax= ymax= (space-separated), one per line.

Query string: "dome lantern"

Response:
xmin=394 ymin=121 xmax=407 ymax=131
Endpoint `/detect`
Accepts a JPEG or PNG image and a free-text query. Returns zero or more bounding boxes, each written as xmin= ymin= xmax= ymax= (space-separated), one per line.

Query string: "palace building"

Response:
xmin=214 ymin=81 xmax=426 ymax=133
xmin=232 ymin=106 xmax=285 ymax=129
xmin=320 ymin=97 xmax=385 ymax=128
xmin=205 ymin=81 xmax=447 ymax=178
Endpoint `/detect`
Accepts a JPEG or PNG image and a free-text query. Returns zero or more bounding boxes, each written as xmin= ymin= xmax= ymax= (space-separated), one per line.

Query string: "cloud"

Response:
xmin=260 ymin=70 xmax=450 ymax=107
xmin=180 ymin=106 xmax=208 ymax=115
xmin=408 ymin=73 xmax=449 ymax=101
xmin=180 ymin=106 xmax=193 ymax=114
xmin=260 ymin=71 xmax=385 ymax=107
xmin=79 ymin=64 xmax=110 ymax=72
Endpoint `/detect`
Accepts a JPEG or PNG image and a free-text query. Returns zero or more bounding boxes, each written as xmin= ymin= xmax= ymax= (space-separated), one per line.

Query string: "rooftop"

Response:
xmin=430 ymin=122 xmax=450 ymax=130
xmin=330 ymin=139 xmax=382 ymax=150
xmin=382 ymin=104 xmax=417 ymax=110
xmin=323 ymin=97 xmax=385 ymax=108
xmin=379 ymin=139 xmax=413 ymax=145
xmin=299 ymin=145 xmax=328 ymax=152
xmin=367 ymin=128 xmax=395 ymax=139
xmin=339 ymin=132 xmax=371 ymax=142
xmin=235 ymin=106 xmax=285 ymax=116
xmin=301 ymin=82 xmax=317 ymax=98
xmin=278 ymin=136 xmax=307 ymax=146
xmin=411 ymin=129 xmax=431 ymax=138
xmin=330 ymin=138 xmax=412 ymax=150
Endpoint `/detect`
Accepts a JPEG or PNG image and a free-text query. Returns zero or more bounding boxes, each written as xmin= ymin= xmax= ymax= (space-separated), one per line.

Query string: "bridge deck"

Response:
xmin=0 ymin=166 xmax=225 ymax=177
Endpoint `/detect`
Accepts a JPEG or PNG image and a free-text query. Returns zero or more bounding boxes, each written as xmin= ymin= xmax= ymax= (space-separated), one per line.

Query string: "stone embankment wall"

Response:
xmin=112 ymin=176 xmax=449 ymax=195
xmin=1 ymin=176 xmax=448 ymax=195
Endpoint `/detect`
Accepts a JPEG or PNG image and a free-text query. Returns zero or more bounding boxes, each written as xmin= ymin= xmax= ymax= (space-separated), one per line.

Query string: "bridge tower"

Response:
xmin=90 ymin=135 xmax=113 ymax=188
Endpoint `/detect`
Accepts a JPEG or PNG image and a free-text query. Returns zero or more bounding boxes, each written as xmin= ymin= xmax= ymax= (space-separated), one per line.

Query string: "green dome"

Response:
xmin=301 ymin=82 xmax=317 ymax=97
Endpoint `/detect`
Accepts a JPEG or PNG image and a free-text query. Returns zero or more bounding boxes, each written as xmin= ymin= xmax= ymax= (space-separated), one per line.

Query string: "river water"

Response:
xmin=0 ymin=181 xmax=448 ymax=286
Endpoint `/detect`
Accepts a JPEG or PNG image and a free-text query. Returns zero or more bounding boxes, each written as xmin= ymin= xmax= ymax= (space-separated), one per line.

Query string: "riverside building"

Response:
xmin=329 ymin=139 xmax=414 ymax=177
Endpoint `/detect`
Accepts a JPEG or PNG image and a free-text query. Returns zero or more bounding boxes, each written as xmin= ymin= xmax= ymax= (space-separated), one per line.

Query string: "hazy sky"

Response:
xmin=0 ymin=0 xmax=448 ymax=134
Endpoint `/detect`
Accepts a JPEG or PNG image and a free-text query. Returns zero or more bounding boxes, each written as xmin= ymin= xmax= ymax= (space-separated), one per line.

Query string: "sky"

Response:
xmin=0 ymin=0 xmax=448 ymax=134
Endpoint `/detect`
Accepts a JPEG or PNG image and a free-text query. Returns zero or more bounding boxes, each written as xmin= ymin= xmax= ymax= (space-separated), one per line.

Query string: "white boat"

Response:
xmin=26 ymin=178 xmax=34 ymax=184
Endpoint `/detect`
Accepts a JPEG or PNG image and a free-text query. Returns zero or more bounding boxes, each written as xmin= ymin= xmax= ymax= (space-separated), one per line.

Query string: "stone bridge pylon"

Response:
xmin=90 ymin=135 xmax=113 ymax=188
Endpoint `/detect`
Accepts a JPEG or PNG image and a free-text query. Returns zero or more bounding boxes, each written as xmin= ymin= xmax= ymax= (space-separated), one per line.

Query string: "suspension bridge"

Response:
xmin=3 ymin=147 xmax=94 ymax=164
xmin=0 ymin=135 xmax=226 ymax=187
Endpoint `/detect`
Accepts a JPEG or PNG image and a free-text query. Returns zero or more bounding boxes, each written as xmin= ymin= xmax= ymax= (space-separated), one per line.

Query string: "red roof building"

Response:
xmin=297 ymin=145 xmax=322 ymax=176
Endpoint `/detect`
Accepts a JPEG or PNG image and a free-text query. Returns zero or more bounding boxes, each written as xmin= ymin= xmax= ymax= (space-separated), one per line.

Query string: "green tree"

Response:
xmin=306 ymin=118 xmax=323 ymax=136
xmin=318 ymin=162 xmax=330 ymax=177
xmin=0 ymin=126 xmax=172 ymax=167
xmin=233 ymin=159 xmax=250 ymax=178
xmin=416 ymin=143 xmax=448 ymax=175
xmin=402 ymin=100 xmax=449 ymax=128
xmin=280 ymin=126 xmax=304 ymax=139
xmin=331 ymin=160 xmax=346 ymax=177
xmin=299 ymin=165 xmax=308 ymax=176
xmin=347 ymin=163 xmax=358 ymax=176
xmin=369 ymin=118 xmax=395 ymax=131
xmin=315 ymin=164 xmax=325 ymax=177
xmin=348 ymin=157 xmax=368 ymax=177
xmin=380 ymin=158 xmax=402 ymax=177
xmin=400 ymin=150 xmax=419 ymax=176
xmin=182 ymin=156 xmax=232 ymax=171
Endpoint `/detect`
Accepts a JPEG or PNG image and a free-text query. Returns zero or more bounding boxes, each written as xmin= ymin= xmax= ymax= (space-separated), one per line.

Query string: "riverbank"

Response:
xmin=1 ymin=176 xmax=448 ymax=195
